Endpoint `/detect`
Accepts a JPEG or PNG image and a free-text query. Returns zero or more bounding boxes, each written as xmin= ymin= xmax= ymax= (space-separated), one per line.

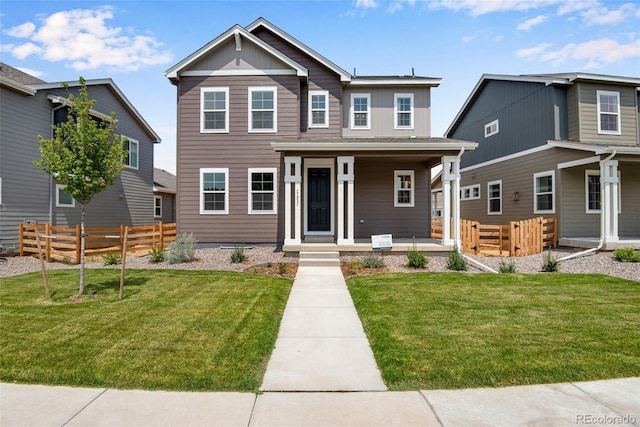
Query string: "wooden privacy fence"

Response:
xmin=431 ymin=217 xmax=557 ymax=257
xmin=20 ymin=222 xmax=176 ymax=264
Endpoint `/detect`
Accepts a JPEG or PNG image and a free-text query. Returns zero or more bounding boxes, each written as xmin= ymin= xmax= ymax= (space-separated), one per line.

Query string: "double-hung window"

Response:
xmin=56 ymin=184 xmax=75 ymax=208
xmin=123 ymin=137 xmax=139 ymax=169
xmin=154 ymin=196 xmax=162 ymax=218
xmin=487 ymin=180 xmax=501 ymax=214
xmin=351 ymin=93 xmax=370 ymax=129
xmin=394 ymin=170 xmax=414 ymax=207
xmin=394 ymin=93 xmax=414 ymax=129
xmin=249 ymin=87 xmax=277 ymax=132
xmin=597 ymin=90 xmax=620 ymax=135
xmin=534 ymin=171 xmax=555 ymax=214
xmin=248 ymin=168 xmax=277 ymax=214
xmin=309 ymin=90 xmax=329 ymax=128
xmin=201 ymin=87 xmax=229 ymax=133
xmin=585 ymin=170 xmax=621 ymax=214
xmin=200 ymin=168 xmax=228 ymax=214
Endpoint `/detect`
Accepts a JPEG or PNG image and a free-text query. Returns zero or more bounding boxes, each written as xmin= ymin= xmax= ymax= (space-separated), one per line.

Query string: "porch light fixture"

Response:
xmin=513 ymin=192 xmax=519 ymax=201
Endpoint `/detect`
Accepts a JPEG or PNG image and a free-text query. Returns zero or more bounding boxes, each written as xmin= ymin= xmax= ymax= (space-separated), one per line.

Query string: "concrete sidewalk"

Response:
xmin=2 ymin=378 xmax=638 ymax=426
xmin=260 ymin=265 xmax=386 ymax=391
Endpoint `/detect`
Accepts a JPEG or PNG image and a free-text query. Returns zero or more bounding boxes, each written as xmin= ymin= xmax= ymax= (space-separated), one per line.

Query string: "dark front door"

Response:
xmin=308 ymin=168 xmax=331 ymax=232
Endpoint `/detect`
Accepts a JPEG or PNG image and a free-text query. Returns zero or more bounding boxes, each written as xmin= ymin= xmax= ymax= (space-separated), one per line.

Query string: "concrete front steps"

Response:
xmin=298 ymin=251 xmax=340 ymax=267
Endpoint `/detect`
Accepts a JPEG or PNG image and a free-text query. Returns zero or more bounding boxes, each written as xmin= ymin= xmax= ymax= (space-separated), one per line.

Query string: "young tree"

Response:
xmin=34 ymin=77 xmax=126 ymax=294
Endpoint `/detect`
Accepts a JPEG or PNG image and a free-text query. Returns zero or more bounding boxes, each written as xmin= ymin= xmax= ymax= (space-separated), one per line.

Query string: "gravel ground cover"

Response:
xmin=1 ymin=246 xmax=638 ymax=282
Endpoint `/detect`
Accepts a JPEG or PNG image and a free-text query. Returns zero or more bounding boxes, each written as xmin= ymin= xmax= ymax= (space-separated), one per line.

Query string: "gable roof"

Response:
xmin=446 ymin=72 xmax=640 ymax=136
xmin=154 ymin=168 xmax=176 ymax=194
xmin=0 ymin=62 xmax=44 ymax=95
xmin=29 ymin=78 xmax=161 ymax=143
xmin=165 ymin=23 xmax=308 ymax=83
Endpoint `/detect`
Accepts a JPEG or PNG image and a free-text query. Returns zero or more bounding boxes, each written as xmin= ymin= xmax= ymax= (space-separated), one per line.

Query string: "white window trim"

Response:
xmin=123 ymin=137 xmax=139 ymax=170
xmin=585 ymin=169 xmax=621 ymax=214
xmin=394 ymin=170 xmax=414 ymax=208
xmin=248 ymin=167 xmax=277 ymax=215
xmin=248 ymin=86 xmax=277 ymax=133
xmin=308 ymin=90 xmax=329 ymax=128
xmin=0 ymin=177 xmax=2 ymax=205
xmin=200 ymin=168 xmax=229 ymax=215
xmin=394 ymin=93 xmax=414 ymax=130
xmin=56 ymin=184 xmax=75 ymax=208
xmin=596 ymin=90 xmax=621 ymax=135
xmin=460 ymin=184 xmax=481 ymax=201
xmin=533 ymin=170 xmax=555 ymax=214
xmin=201 ymin=87 xmax=229 ymax=133
xmin=484 ymin=119 xmax=499 ymax=138
xmin=487 ymin=180 xmax=502 ymax=215
xmin=154 ymin=195 xmax=162 ymax=218
xmin=350 ymin=93 xmax=371 ymax=130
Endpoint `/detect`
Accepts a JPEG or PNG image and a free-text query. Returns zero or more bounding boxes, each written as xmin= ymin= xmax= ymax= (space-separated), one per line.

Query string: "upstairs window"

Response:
xmin=597 ymin=90 xmax=620 ymax=135
xmin=249 ymin=87 xmax=277 ymax=132
xmin=394 ymin=93 xmax=414 ymax=129
xmin=487 ymin=180 xmax=501 ymax=214
xmin=485 ymin=119 xmax=499 ymax=138
xmin=394 ymin=170 xmax=414 ymax=207
xmin=201 ymin=87 xmax=229 ymax=133
xmin=351 ymin=93 xmax=370 ymax=129
xmin=123 ymin=137 xmax=139 ymax=169
xmin=56 ymin=184 xmax=75 ymax=208
xmin=200 ymin=168 xmax=228 ymax=214
xmin=309 ymin=90 xmax=329 ymax=128
xmin=248 ymin=168 xmax=277 ymax=214
xmin=534 ymin=171 xmax=555 ymax=214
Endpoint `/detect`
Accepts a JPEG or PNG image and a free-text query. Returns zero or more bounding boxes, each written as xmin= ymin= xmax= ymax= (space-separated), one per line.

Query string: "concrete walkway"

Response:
xmin=260 ymin=265 xmax=387 ymax=391
xmin=2 ymin=378 xmax=638 ymax=426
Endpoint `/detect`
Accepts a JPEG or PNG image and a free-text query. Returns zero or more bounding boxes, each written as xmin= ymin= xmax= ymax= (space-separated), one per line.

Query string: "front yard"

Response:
xmin=347 ymin=272 xmax=640 ymax=390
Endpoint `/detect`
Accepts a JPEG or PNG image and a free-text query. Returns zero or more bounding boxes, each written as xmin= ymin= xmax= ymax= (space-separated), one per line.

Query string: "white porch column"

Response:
xmin=442 ymin=156 xmax=461 ymax=247
xmin=601 ymin=159 xmax=619 ymax=244
xmin=337 ymin=156 xmax=355 ymax=245
xmin=284 ymin=156 xmax=302 ymax=246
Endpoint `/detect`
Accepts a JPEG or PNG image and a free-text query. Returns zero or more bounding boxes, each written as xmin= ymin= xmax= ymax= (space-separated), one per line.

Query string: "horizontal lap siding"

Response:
xmin=177 ymin=75 xmax=296 ymax=243
xmin=354 ymin=159 xmax=430 ymax=239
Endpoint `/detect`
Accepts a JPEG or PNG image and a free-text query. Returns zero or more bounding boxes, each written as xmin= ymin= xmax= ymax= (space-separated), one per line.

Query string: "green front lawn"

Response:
xmin=0 ymin=269 xmax=292 ymax=391
xmin=347 ymin=273 xmax=640 ymax=390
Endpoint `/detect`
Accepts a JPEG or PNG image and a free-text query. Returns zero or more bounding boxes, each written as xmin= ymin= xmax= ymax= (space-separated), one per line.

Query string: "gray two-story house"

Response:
xmin=446 ymin=73 xmax=640 ymax=249
xmin=165 ymin=18 xmax=476 ymax=250
xmin=0 ymin=63 xmax=161 ymax=252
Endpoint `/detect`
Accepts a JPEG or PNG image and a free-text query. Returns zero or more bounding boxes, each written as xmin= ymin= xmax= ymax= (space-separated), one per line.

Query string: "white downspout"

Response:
xmin=450 ymin=148 xmax=499 ymax=274
xmin=558 ymin=150 xmax=616 ymax=262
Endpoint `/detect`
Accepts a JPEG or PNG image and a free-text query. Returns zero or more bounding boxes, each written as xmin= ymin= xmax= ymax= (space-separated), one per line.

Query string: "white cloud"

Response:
xmin=517 ymin=38 xmax=640 ymax=69
xmin=581 ymin=3 xmax=636 ymax=26
xmin=517 ymin=15 xmax=547 ymax=31
xmin=1 ymin=6 xmax=172 ymax=72
xmin=355 ymin=0 xmax=379 ymax=8
xmin=16 ymin=66 xmax=45 ymax=78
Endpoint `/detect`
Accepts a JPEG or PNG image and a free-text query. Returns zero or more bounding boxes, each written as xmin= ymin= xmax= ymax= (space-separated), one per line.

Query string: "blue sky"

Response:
xmin=2 ymin=0 xmax=639 ymax=175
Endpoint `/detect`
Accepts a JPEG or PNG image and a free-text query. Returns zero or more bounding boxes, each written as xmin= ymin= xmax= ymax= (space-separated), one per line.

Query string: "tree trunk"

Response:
xmin=79 ymin=204 xmax=86 ymax=294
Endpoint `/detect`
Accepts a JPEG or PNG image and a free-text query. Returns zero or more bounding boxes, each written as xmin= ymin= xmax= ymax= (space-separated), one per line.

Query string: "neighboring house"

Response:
xmin=446 ymin=73 xmax=640 ymax=249
xmin=0 ymin=62 xmax=161 ymax=252
xmin=153 ymin=168 xmax=177 ymax=223
xmin=165 ymin=18 xmax=476 ymax=250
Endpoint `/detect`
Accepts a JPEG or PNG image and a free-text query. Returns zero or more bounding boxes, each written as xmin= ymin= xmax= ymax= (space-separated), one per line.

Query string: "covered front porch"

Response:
xmin=272 ymin=139 xmax=477 ymax=253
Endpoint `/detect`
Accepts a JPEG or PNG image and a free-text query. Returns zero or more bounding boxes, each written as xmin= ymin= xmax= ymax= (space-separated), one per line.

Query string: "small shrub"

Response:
xmin=265 ymin=261 xmax=272 ymax=268
xmin=168 ymin=233 xmax=198 ymax=264
xmin=542 ymin=247 xmax=559 ymax=272
xmin=230 ymin=244 xmax=246 ymax=263
xmin=498 ymin=258 xmax=517 ymax=273
xmin=103 ymin=252 xmax=121 ymax=266
xmin=348 ymin=259 xmax=362 ymax=274
xmin=149 ymin=245 xmax=165 ymax=264
xmin=613 ymin=247 xmax=640 ymax=263
xmin=447 ymin=245 xmax=468 ymax=271
xmin=279 ymin=262 xmax=288 ymax=275
xmin=406 ymin=237 xmax=428 ymax=268
xmin=361 ymin=254 xmax=385 ymax=269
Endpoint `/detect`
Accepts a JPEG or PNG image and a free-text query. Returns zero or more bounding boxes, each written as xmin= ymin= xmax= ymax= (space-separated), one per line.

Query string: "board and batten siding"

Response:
xmin=190 ymin=38 xmax=292 ymax=73
xmin=453 ymin=80 xmax=566 ymax=169
xmin=176 ymin=75 xmax=299 ymax=243
xmin=342 ymin=87 xmax=431 ymax=138
xmin=570 ymin=83 xmax=639 ymax=146
xmin=0 ymin=87 xmax=52 ymax=248
xmin=353 ymin=159 xmax=431 ymax=239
